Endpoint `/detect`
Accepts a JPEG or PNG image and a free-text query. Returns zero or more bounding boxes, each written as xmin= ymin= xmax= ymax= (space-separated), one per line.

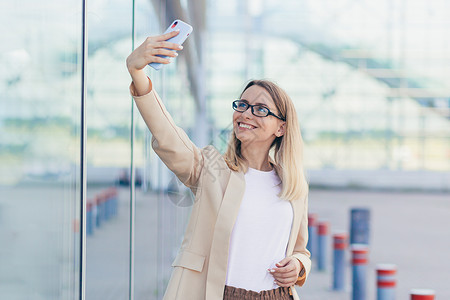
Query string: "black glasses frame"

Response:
xmin=232 ymin=100 xmax=285 ymax=121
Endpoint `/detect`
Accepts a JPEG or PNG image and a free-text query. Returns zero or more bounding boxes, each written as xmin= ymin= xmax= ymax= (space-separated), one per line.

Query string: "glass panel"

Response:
xmin=133 ymin=2 xmax=197 ymax=299
xmin=131 ymin=3 xmax=159 ymax=299
xmin=84 ymin=0 xmax=133 ymax=298
xmin=0 ymin=0 xmax=82 ymax=299
xmin=207 ymin=0 xmax=450 ymax=172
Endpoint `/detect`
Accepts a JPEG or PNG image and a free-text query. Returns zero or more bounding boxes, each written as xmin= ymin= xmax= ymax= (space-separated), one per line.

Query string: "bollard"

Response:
xmin=307 ymin=213 xmax=318 ymax=259
xmin=351 ymin=244 xmax=369 ymax=300
xmin=103 ymin=190 xmax=111 ymax=221
xmin=113 ymin=187 xmax=118 ymax=216
xmin=87 ymin=200 xmax=93 ymax=236
xmin=108 ymin=187 xmax=118 ymax=217
xmin=376 ymin=264 xmax=396 ymax=300
xmin=333 ymin=232 xmax=348 ymax=291
xmin=317 ymin=221 xmax=330 ymax=271
xmin=350 ymin=208 xmax=371 ymax=245
xmin=95 ymin=195 xmax=102 ymax=227
xmin=99 ymin=192 xmax=108 ymax=221
xmin=410 ymin=289 xmax=435 ymax=300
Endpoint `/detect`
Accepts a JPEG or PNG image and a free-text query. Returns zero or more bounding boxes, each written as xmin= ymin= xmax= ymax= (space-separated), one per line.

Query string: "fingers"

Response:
xmin=273 ymin=270 xmax=297 ymax=286
xmin=156 ymin=40 xmax=183 ymax=51
xmin=130 ymin=31 xmax=183 ymax=68
xmin=156 ymin=29 xmax=180 ymax=41
xmin=272 ymin=260 xmax=296 ymax=274
xmin=268 ymin=258 xmax=300 ymax=287
xmin=272 ymin=270 xmax=298 ymax=280
xmin=276 ymin=257 xmax=291 ymax=267
xmin=151 ymin=48 xmax=179 ymax=58
xmin=274 ymin=278 xmax=296 ymax=287
xmin=151 ymin=56 xmax=172 ymax=65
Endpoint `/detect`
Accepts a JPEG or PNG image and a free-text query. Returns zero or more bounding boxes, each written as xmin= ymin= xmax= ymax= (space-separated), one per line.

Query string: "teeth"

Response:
xmin=239 ymin=123 xmax=255 ymax=129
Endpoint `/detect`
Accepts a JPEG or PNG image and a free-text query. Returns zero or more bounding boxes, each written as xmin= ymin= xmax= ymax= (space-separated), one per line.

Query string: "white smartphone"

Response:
xmin=149 ymin=19 xmax=193 ymax=70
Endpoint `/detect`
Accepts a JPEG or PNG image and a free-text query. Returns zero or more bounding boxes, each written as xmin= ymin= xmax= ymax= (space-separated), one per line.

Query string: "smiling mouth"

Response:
xmin=238 ymin=122 xmax=256 ymax=130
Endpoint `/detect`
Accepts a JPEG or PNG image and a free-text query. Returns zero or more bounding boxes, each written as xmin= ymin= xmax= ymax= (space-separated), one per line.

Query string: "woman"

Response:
xmin=126 ymin=30 xmax=311 ymax=300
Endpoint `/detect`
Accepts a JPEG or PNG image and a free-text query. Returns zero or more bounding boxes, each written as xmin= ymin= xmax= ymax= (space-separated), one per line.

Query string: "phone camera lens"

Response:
xmin=171 ymin=21 xmax=178 ymax=28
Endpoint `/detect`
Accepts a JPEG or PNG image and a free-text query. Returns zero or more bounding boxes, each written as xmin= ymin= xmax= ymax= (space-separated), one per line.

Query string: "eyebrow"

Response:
xmin=239 ymin=99 xmax=270 ymax=107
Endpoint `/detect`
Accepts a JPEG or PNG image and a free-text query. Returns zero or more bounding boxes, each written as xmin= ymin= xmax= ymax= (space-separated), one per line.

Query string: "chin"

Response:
xmin=236 ymin=133 xmax=257 ymax=145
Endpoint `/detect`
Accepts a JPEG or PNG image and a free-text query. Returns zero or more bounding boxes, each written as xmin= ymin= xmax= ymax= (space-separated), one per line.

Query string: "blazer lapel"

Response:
xmin=206 ymin=170 xmax=245 ymax=299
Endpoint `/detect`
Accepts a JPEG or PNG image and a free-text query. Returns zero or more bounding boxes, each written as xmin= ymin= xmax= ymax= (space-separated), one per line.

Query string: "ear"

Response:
xmin=276 ymin=122 xmax=286 ymax=137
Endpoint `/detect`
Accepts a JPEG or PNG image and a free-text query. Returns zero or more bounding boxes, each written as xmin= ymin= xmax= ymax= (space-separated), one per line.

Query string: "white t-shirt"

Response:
xmin=225 ymin=167 xmax=294 ymax=292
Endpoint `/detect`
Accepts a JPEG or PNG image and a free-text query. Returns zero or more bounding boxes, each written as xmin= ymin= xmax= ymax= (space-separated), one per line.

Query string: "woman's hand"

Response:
xmin=126 ymin=30 xmax=183 ymax=74
xmin=126 ymin=30 xmax=183 ymax=96
xmin=269 ymin=257 xmax=303 ymax=287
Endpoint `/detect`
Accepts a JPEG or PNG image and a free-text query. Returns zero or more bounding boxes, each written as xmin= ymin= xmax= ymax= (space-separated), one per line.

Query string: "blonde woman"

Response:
xmin=127 ymin=30 xmax=311 ymax=300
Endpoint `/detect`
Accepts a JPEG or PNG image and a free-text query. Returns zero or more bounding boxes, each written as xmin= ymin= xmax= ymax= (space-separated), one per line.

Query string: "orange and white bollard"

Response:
xmin=351 ymin=244 xmax=369 ymax=300
xmin=332 ymin=232 xmax=348 ymax=291
xmin=410 ymin=289 xmax=435 ymax=300
xmin=307 ymin=213 xmax=318 ymax=259
xmin=318 ymin=221 xmax=330 ymax=271
xmin=376 ymin=264 xmax=396 ymax=300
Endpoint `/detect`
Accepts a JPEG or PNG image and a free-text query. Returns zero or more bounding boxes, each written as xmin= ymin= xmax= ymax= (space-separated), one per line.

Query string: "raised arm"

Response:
xmin=126 ymin=32 xmax=203 ymax=188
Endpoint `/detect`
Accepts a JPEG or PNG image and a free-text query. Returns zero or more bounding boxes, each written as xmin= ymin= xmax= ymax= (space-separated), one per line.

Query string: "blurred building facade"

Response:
xmin=0 ymin=0 xmax=449 ymax=299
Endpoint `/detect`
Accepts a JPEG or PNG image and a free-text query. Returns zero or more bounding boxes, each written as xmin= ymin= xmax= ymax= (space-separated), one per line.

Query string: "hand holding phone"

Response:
xmin=149 ymin=20 xmax=193 ymax=70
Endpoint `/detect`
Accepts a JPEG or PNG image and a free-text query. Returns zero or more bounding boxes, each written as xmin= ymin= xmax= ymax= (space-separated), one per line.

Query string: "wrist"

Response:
xmin=293 ymin=257 xmax=304 ymax=275
xmin=128 ymin=66 xmax=142 ymax=77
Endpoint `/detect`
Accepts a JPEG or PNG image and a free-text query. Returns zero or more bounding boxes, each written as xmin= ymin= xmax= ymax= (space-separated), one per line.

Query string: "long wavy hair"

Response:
xmin=224 ymin=79 xmax=309 ymax=202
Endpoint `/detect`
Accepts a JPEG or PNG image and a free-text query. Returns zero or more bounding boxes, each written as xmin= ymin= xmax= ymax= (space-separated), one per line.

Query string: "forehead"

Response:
xmin=241 ymin=85 xmax=274 ymax=106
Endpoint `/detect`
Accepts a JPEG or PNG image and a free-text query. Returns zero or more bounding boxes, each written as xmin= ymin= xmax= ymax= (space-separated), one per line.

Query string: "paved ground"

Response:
xmin=85 ymin=188 xmax=450 ymax=300
xmin=2 ymin=185 xmax=448 ymax=299
xmin=298 ymin=189 xmax=450 ymax=300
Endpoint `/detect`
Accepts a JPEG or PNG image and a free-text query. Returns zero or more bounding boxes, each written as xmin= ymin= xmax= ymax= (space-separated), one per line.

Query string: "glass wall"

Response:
xmin=84 ymin=0 xmax=133 ymax=298
xmin=207 ymin=0 xmax=450 ymax=172
xmin=0 ymin=0 xmax=82 ymax=299
xmin=133 ymin=2 xmax=196 ymax=299
xmin=1 ymin=0 xmax=196 ymax=298
xmin=1 ymin=0 xmax=449 ymax=299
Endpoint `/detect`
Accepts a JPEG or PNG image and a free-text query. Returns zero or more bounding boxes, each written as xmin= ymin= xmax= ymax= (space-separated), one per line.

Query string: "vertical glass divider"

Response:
xmin=79 ymin=0 xmax=88 ymax=298
xmin=129 ymin=0 xmax=136 ymax=299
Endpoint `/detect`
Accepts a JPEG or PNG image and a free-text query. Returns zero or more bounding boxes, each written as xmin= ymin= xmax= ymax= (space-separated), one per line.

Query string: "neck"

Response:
xmin=240 ymin=143 xmax=272 ymax=171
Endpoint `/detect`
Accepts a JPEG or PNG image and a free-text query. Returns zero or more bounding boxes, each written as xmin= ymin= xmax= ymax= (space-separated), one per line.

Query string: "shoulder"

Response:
xmin=200 ymin=145 xmax=230 ymax=170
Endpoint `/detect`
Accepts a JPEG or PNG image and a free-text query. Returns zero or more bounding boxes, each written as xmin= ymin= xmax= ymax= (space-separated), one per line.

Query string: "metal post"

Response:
xmin=318 ymin=221 xmax=329 ymax=271
xmin=95 ymin=195 xmax=102 ymax=228
xmin=307 ymin=213 xmax=318 ymax=260
xmin=350 ymin=208 xmax=370 ymax=245
xmin=79 ymin=0 xmax=88 ymax=298
xmin=351 ymin=244 xmax=369 ymax=300
xmin=86 ymin=201 xmax=93 ymax=236
xmin=377 ymin=264 xmax=397 ymax=300
xmin=410 ymin=289 xmax=435 ymax=300
xmin=332 ymin=232 xmax=348 ymax=291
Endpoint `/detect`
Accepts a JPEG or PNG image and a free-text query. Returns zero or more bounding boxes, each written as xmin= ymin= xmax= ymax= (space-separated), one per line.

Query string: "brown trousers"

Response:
xmin=223 ymin=285 xmax=294 ymax=300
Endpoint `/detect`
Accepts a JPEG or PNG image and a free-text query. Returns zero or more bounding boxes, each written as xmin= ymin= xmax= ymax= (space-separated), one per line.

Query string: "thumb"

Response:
xmin=276 ymin=257 xmax=291 ymax=267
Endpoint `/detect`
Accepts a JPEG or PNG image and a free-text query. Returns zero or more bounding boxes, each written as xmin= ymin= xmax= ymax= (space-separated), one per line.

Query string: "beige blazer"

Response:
xmin=131 ymin=80 xmax=311 ymax=300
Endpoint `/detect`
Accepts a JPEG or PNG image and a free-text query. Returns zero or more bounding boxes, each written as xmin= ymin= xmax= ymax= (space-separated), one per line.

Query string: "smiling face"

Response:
xmin=233 ymin=85 xmax=286 ymax=147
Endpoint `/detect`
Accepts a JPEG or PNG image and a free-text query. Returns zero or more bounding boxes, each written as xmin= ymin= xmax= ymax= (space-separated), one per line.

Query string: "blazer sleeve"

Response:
xmin=130 ymin=78 xmax=203 ymax=188
xmin=290 ymin=197 xmax=312 ymax=286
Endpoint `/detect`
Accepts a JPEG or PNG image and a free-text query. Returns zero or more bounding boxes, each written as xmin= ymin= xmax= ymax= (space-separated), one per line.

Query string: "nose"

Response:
xmin=241 ymin=106 xmax=253 ymax=119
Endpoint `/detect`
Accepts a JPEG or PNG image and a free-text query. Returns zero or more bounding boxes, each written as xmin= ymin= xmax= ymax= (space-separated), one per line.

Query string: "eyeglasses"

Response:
xmin=232 ymin=100 xmax=285 ymax=121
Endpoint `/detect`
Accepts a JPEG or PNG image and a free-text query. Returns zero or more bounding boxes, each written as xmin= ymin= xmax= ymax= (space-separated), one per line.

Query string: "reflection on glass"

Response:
xmin=132 ymin=2 xmax=198 ymax=299
xmin=84 ymin=0 xmax=133 ymax=299
xmin=0 ymin=0 xmax=82 ymax=299
xmin=207 ymin=0 xmax=450 ymax=172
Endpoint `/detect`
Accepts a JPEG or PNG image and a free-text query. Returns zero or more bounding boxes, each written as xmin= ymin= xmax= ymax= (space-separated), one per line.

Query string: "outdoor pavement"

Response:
xmin=298 ymin=189 xmax=450 ymax=300
xmin=85 ymin=187 xmax=450 ymax=300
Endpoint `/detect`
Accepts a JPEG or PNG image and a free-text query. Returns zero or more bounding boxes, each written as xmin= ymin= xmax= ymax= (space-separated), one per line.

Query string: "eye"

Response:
xmin=237 ymin=101 xmax=248 ymax=108
xmin=255 ymin=106 xmax=268 ymax=113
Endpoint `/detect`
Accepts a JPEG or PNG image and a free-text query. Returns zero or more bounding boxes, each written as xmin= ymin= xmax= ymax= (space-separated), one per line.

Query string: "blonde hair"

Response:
xmin=224 ymin=79 xmax=309 ymax=202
